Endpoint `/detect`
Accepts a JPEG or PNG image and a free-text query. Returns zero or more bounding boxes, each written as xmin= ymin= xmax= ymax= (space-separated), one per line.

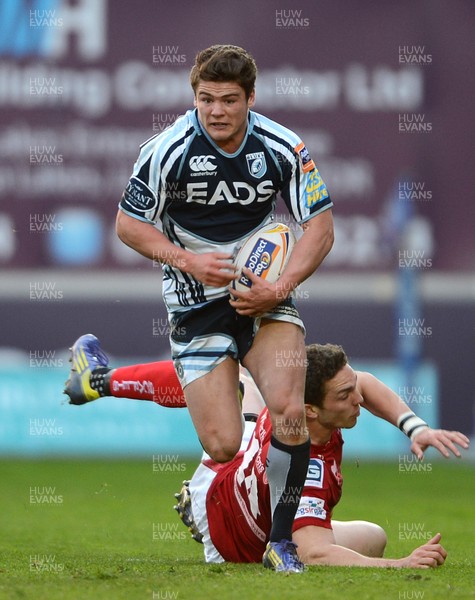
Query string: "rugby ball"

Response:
xmin=231 ymin=223 xmax=295 ymax=292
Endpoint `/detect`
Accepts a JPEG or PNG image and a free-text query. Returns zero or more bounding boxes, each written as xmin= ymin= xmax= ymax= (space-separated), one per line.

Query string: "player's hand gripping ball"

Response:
xmin=231 ymin=223 xmax=295 ymax=292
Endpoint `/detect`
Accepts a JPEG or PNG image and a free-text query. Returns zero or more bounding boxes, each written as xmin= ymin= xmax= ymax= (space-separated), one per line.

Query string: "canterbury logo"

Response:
xmin=189 ymin=155 xmax=217 ymax=172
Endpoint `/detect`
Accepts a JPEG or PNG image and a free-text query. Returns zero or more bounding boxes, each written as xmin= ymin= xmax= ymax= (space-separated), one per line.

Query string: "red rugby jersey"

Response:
xmin=206 ymin=408 xmax=343 ymax=562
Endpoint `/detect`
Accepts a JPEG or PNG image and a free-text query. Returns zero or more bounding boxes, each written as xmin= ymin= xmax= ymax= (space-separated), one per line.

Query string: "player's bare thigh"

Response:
xmin=243 ymin=320 xmax=307 ymax=443
xmin=332 ymin=520 xmax=387 ymax=557
xmin=183 ymin=356 xmax=242 ymax=463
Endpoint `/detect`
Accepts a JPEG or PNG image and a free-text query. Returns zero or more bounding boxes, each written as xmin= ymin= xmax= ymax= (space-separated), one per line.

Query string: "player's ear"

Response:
xmin=305 ymin=404 xmax=318 ymax=420
xmin=247 ymin=89 xmax=255 ymax=108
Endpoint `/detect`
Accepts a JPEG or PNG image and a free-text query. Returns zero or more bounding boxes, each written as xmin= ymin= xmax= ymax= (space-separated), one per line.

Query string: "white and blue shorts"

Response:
xmin=169 ymin=295 xmax=304 ymax=389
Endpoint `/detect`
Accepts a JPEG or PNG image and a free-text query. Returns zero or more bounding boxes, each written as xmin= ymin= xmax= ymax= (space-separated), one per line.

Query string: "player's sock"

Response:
xmin=108 ymin=360 xmax=186 ymax=407
xmin=266 ymin=435 xmax=310 ymax=542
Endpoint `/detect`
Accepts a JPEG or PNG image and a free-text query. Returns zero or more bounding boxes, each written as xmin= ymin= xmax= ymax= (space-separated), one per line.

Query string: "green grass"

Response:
xmin=0 ymin=459 xmax=474 ymax=600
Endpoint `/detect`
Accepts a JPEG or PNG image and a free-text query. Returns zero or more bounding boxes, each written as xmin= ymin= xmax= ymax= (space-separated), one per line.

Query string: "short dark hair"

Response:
xmin=189 ymin=45 xmax=257 ymax=99
xmin=304 ymin=344 xmax=348 ymax=408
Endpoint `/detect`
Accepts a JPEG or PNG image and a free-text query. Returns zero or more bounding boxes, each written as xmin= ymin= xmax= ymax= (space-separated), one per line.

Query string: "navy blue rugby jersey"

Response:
xmin=119 ymin=108 xmax=332 ymax=312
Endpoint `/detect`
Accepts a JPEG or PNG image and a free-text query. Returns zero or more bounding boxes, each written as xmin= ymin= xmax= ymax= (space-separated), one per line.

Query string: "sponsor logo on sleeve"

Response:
xmin=305 ymin=168 xmax=327 ymax=208
xmin=294 ymin=141 xmax=316 ymax=173
xmin=295 ymin=496 xmax=326 ymax=520
xmin=304 ymin=458 xmax=324 ymax=488
xmin=121 ymin=177 xmax=158 ymax=213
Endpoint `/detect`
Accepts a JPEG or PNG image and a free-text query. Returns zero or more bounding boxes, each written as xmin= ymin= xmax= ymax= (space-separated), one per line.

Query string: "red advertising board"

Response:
xmin=0 ymin=0 xmax=474 ymax=272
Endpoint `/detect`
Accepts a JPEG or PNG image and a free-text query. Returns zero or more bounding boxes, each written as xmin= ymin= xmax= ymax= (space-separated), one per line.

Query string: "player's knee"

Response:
xmin=207 ymin=444 xmax=239 ymax=463
xmin=202 ymin=437 xmax=240 ymax=463
xmin=366 ymin=523 xmax=387 ymax=557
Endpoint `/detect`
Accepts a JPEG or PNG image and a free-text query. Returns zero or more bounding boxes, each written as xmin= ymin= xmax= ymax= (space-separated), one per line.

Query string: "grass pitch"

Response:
xmin=0 ymin=458 xmax=473 ymax=600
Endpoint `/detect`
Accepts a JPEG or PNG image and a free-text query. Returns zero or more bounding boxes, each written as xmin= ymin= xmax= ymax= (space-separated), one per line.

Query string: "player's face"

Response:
xmin=194 ymin=81 xmax=255 ymax=153
xmin=317 ymin=365 xmax=363 ymax=429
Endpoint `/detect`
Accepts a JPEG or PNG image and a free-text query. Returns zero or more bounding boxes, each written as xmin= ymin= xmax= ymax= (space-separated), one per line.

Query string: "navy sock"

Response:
xmin=266 ymin=435 xmax=310 ymax=543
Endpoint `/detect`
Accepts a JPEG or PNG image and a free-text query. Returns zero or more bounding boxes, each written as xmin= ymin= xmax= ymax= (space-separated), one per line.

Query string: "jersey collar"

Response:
xmin=191 ymin=108 xmax=255 ymax=158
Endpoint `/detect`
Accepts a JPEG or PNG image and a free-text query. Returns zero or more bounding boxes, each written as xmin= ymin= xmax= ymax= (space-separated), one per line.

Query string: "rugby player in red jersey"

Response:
xmin=184 ymin=343 xmax=467 ymax=567
xmin=65 ymin=336 xmax=469 ymax=568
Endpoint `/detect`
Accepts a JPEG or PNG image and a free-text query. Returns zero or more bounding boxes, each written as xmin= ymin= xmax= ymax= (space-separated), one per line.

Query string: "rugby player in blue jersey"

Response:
xmin=108 ymin=45 xmax=333 ymax=572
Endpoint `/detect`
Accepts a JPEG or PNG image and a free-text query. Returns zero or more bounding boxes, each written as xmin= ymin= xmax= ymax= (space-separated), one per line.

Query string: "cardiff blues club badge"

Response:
xmin=246 ymin=152 xmax=267 ymax=178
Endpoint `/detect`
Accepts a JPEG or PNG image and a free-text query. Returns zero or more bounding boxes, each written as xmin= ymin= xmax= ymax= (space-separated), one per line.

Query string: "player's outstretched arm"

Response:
xmin=397 ymin=533 xmax=447 ymax=569
xmin=357 ymin=371 xmax=414 ymax=424
xmin=356 ymin=371 xmax=469 ymax=459
xmin=410 ymin=428 xmax=469 ymax=460
xmin=293 ymin=526 xmax=447 ymax=568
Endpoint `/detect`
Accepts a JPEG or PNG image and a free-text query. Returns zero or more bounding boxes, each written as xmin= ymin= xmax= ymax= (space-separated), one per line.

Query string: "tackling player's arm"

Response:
xmin=293 ymin=526 xmax=447 ymax=568
xmin=116 ymin=211 xmax=236 ymax=287
xmin=356 ymin=371 xmax=470 ymax=459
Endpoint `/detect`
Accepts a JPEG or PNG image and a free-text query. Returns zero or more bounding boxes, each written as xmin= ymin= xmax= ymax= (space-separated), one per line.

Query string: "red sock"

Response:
xmin=109 ymin=360 xmax=186 ymax=408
